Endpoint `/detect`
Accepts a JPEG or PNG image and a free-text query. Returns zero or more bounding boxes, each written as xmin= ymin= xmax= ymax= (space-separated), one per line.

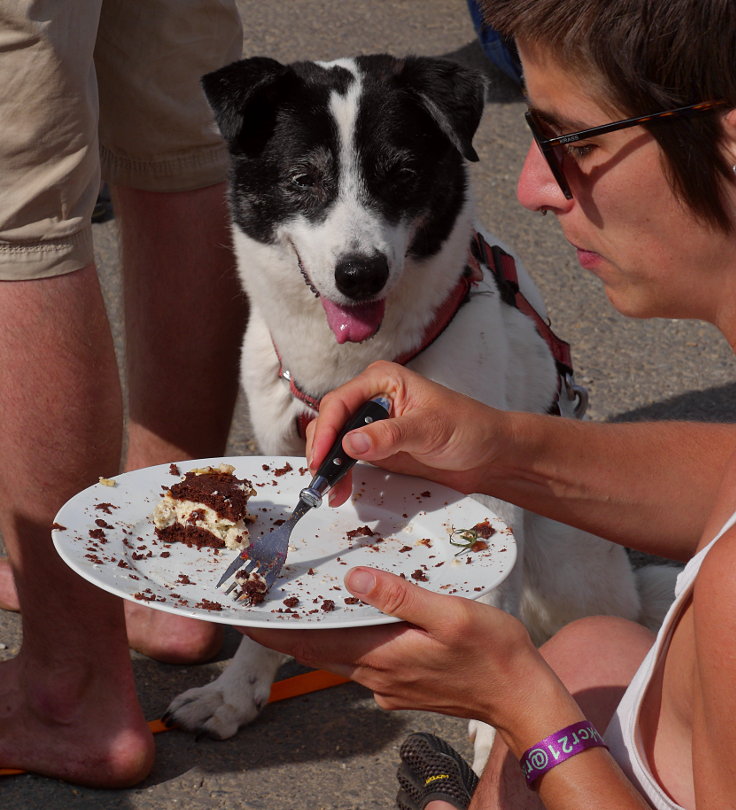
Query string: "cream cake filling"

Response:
xmin=152 ymin=494 xmax=251 ymax=550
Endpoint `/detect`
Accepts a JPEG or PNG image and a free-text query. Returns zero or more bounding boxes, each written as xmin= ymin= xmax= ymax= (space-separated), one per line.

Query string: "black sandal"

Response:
xmin=396 ymin=732 xmax=479 ymax=810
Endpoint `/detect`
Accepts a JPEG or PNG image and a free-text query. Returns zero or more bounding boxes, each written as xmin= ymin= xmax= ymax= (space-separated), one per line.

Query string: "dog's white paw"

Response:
xmin=164 ymin=681 xmax=265 ymax=740
xmin=468 ymin=719 xmax=496 ymax=775
xmin=164 ymin=637 xmax=288 ymax=739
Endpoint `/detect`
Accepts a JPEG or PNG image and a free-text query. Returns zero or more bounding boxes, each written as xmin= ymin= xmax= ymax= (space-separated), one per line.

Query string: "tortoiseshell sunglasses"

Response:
xmin=524 ymin=100 xmax=727 ymax=199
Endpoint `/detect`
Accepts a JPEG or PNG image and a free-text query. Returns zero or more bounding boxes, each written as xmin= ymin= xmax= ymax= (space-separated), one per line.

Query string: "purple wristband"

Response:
xmin=519 ymin=720 xmax=608 ymax=789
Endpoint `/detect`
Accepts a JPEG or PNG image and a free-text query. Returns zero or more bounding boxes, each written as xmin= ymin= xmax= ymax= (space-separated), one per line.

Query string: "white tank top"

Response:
xmin=604 ymin=509 xmax=736 ymax=809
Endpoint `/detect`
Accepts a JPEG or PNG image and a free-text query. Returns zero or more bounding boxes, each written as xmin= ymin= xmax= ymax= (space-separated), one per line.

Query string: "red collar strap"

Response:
xmin=280 ymin=231 xmax=587 ymax=439
xmin=392 ymin=259 xmax=482 ymax=366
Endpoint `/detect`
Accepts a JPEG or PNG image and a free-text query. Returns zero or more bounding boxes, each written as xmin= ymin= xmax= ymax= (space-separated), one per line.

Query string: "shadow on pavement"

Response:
xmin=609 ymin=382 xmax=736 ymax=423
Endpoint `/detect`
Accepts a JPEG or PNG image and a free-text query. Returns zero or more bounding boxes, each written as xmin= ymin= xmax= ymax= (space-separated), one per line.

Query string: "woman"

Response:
xmin=246 ymin=1 xmax=736 ymax=807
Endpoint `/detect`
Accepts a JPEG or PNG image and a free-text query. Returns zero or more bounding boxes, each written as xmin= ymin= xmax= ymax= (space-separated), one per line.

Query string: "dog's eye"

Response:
xmin=394 ymin=166 xmax=417 ymax=181
xmin=290 ymin=172 xmax=316 ymax=189
xmin=383 ymin=163 xmax=417 ymax=184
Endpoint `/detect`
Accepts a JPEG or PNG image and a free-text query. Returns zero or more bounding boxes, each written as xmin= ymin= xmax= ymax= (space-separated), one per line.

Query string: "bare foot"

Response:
xmin=0 ymin=656 xmax=154 ymax=787
xmin=0 ymin=558 xmax=19 ymax=612
xmin=124 ymin=601 xmax=223 ymax=664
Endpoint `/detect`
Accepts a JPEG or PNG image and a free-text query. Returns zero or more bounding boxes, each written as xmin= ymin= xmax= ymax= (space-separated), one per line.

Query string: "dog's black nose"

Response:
xmin=334 ymin=253 xmax=389 ymax=301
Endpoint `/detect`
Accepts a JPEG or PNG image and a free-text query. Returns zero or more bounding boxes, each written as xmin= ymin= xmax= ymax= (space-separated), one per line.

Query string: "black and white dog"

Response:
xmin=166 ymin=54 xmax=676 ymax=770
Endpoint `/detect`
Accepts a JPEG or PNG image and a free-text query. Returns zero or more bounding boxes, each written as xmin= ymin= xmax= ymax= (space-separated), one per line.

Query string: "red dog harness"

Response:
xmin=467 ymin=233 xmax=588 ymax=418
xmin=277 ymin=232 xmax=588 ymax=438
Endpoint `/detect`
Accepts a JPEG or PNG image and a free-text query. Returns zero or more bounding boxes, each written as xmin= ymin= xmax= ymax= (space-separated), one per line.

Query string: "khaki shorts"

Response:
xmin=0 ymin=0 xmax=243 ymax=280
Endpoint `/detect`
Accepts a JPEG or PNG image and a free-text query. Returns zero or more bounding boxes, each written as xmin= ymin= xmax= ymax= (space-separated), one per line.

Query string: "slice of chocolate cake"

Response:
xmin=152 ymin=464 xmax=256 ymax=550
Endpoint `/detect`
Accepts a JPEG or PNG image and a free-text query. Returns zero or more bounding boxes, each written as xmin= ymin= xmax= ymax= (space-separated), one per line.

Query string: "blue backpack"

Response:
xmin=466 ymin=0 xmax=523 ymax=85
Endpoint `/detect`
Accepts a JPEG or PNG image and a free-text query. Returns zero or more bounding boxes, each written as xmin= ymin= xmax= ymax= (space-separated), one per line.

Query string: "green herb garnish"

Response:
xmin=449 ymin=526 xmax=482 ymax=556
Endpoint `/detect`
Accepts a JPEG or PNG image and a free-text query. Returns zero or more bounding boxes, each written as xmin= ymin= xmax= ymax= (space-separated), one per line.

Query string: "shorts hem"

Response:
xmin=100 ymin=143 xmax=229 ymax=192
xmin=0 ymin=228 xmax=94 ymax=281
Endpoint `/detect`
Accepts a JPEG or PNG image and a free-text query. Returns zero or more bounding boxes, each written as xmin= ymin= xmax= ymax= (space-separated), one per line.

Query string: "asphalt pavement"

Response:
xmin=2 ymin=1 xmax=736 ymax=808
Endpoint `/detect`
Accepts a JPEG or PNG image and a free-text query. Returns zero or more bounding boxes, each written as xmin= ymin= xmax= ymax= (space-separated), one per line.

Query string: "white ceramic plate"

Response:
xmin=52 ymin=457 xmax=516 ymax=629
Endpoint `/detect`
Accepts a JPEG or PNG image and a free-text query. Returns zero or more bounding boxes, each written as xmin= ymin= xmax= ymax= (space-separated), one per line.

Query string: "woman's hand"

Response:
xmin=307 ymin=361 xmax=508 ymax=507
xmin=244 ymin=565 xmax=552 ymax=732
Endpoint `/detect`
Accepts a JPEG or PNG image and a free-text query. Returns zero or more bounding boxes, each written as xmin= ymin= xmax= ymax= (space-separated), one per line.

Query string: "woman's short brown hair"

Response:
xmin=481 ymin=0 xmax=736 ymax=231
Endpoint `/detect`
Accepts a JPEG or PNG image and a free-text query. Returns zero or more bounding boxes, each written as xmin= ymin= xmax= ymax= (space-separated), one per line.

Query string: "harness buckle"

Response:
xmin=559 ymin=373 xmax=589 ymax=420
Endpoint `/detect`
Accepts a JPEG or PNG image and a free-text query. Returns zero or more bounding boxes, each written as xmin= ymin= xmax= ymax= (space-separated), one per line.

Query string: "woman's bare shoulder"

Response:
xmin=690 ymin=521 xmax=736 ymax=802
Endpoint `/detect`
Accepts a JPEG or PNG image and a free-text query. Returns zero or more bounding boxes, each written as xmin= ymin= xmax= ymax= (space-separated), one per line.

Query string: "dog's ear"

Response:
xmin=202 ymin=57 xmax=297 ymax=152
xmin=399 ymin=57 xmax=486 ymax=162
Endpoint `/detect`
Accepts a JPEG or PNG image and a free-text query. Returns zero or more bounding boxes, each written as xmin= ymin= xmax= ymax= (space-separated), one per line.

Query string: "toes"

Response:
xmin=195 ymin=705 xmax=242 ymax=741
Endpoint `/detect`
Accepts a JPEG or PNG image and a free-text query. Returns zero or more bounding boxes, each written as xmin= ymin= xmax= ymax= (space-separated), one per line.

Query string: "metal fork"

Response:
xmin=216 ymin=396 xmax=391 ymax=601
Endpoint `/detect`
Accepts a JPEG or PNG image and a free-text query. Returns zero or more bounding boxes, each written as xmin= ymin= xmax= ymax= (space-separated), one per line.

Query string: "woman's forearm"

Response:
xmin=481 ymin=676 xmax=651 ymax=810
xmin=481 ymin=413 xmax=736 ymax=560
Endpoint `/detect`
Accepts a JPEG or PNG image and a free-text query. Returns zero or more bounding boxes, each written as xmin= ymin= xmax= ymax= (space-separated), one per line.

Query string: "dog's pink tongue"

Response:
xmin=321 ymin=298 xmax=386 ymax=344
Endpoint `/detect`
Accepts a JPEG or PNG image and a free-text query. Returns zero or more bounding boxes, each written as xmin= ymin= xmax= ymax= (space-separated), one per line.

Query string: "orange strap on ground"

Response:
xmin=267 ymin=668 xmax=350 ymax=704
xmin=0 ymin=670 xmax=350 ymax=777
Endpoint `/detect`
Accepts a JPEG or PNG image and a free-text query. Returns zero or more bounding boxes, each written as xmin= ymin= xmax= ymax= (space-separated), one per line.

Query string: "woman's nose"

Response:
xmin=516 ymin=142 xmax=572 ymax=214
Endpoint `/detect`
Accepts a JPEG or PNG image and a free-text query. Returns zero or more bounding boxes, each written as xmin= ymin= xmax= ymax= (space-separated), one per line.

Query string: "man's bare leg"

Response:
xmin=0 ymin=267 xmax=154 ymax=785
xmin=114 ymin=183 xmax=247 ymax=664
xmin=468 ymin=615 xmax=654 ymax=809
